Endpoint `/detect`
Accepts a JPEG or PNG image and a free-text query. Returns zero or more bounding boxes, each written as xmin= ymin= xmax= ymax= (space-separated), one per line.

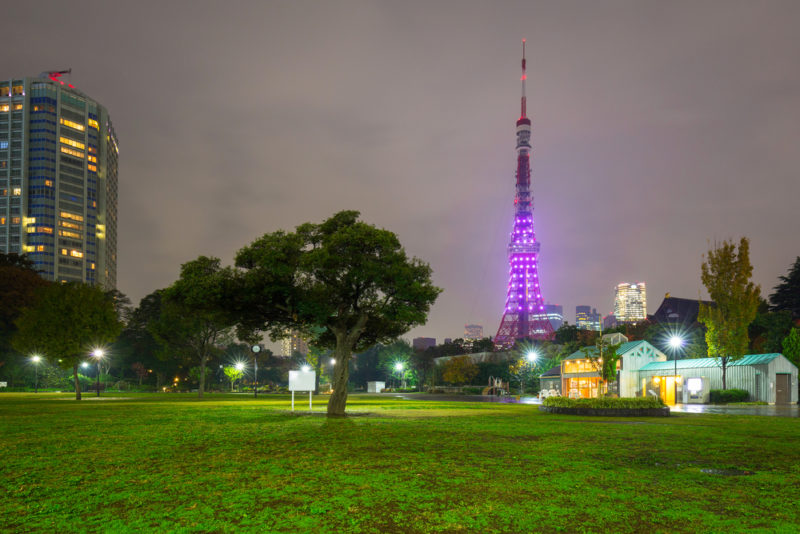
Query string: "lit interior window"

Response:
xmin=36 ymin=245 xmax=45 ymax=252
xmin=70 ymin=250 xmax=83 ymax=258
xmin=13 ymin=104 xmax=22 ymax=111
xmin=59 ymin=118 xmax=86 ymax=131
xmin=60 ymin=137 xmax=86 ymax=150
xmin=88 ymin=118 xmax=99 ymax=129
xmin=87 ymin=155 xmax=97 ymax=163
xmin=12 ymin=187 xmax=21 ymax=195
xmin=59 ymin=230 xmax=81 ymax=239
xmin=60 ymin=146 xmax=85 ymax=159
xmin=12 ymin=217 xmax=20 ymax=224
xmin=0 ymin=105 xmax=8 ymax=112
xmin=45 ymin=180 xmax=53 ymax=187
xmin=60 ymin=211 xmax=84 ymax=222
xmin=87 ymin=163 xmax=97 ymax=172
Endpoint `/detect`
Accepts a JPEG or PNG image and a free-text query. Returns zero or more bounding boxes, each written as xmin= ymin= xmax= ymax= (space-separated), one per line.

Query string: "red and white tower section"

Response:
xmin=494 ymin=40 xmax=555 ymax=347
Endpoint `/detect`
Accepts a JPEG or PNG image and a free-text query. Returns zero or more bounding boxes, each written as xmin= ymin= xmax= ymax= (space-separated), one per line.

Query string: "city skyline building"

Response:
xmin=613 ymin=282 xmax=647 ymax=323
xmin=0 ymin=71 xmax=118 ymax=288
xmin=281 ymin=330 xmax=308 ymax=357
xmin=575 ymin=305 xmax=601 ymax=331
xmin=412 ymin=337 xmax=436 ymax=352
xmin=464 ymin=324 xmax=484 ymax=340
xmin=494 ymin=41 xmax=555 ymax=346
xmin=543 ymin=303 xmax=563 ymax=331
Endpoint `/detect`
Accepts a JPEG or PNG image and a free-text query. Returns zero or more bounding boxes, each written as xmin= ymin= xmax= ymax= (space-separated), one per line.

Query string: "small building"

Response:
xmin=638 ymin=353 xmax=798 ymax=405
xmin=367 ymin=381 xmax=386 ymax=393
xmin=539 ymin=365 xmax=562 ymax=396
xmin=561 ymin=337 xmax=667 ymax=399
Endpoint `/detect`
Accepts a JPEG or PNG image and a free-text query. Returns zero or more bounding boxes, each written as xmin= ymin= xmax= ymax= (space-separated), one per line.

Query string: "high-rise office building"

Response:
xmin=575 ymin=305 xmax=601 ymax=331
xmin=0 ymin=72 xmax=118 ymax=287
xmin=613 ymin=282 xmax=647 ymax=323
xmin=281 ymin=330 xmax=309 ymax=357
xmin=464 ymin=324 xmax=484 ymax=340
xmin=543 ymin=303 xmax=564 ymax=331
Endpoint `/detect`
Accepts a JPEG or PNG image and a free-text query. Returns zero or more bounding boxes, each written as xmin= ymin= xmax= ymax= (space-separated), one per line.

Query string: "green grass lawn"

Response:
xmin=1 ymin=393 xmax=798 ymax=533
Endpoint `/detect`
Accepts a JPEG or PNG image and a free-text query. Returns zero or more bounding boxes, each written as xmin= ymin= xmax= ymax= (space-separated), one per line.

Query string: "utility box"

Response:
xmin=367 ymin=381 xmax=386 ymax=393
xmin=682 ymin=376 xmax=709 ymax=404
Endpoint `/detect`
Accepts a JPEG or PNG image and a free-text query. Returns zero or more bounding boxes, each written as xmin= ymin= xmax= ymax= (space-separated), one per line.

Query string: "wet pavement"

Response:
xmin=384 ymin=393 xmax=799 ymax=417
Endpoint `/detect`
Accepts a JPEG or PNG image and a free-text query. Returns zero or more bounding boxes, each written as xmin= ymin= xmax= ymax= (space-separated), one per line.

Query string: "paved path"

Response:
xmin=383 ymin=393 xmax=799 ymax=417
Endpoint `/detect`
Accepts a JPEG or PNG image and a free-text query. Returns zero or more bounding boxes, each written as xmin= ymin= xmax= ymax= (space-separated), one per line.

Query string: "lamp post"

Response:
xmin=235 ymin=361 xmax=245 ymax=393
xmin=668 ymin=336 xmax=684 ymax=405
xmin=31 ymin=355 xmax=41 ymax=393
xmin=92 ymin=349 xmax=104 ymax=397
xmin=394 ymin=362 xmax=404 ymax=389
xmin=251 ymin=345 xmax=261 ymax=398
xmin=524 ymin=350 xmax=538 ymax=396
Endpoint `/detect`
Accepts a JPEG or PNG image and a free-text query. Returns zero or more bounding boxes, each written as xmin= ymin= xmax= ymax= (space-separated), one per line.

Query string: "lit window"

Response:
xmin=60 ymin=137 xmax=85 ymax=150
xmin=87 ymin=155 xmax=97 ymax=163
xmin=60 ymin=220 xmax=82 ymax=230
xmin=11 ymin=85 xmax=23 ymax=95
xmin=61 ymin=249 xmax=68 ymax=256
xmin=87 ymin=164 xmax=97 ymax=172
xmin=45 ymin=180 xmax=53 ymax=187
xmin=0 ymin=104 xmax=8 ymax=112
xmin=70 ymin=250 xmax=83 ymax=258
xmin=13 ymin=104 xmax=22 ymax=111
xmin=58 ymin=230 xmax=81 ymax=239
xmin=37 ymin=226 xmax=54 ymax=234
xmin=60 ymin=146 xmax=85 ymax=159
xmin=36 ymin=245 xmax=45 ymax=252
xmin=60 ymin=211 xmax=84 ymax=222
xmin=12 ymin=217 xmax=21 ymax=224
xmin=59 ymin=118 xmax=86 ymax=132
xmin=88 ymin=118 xmax=99 ymax=129
xmin=90 ymin=263 xmax=96 ymax=270
xmin=12 ymin=187 xmax=21 ymax=195
xmin=0 ymin=217 xmax=5 ymax=225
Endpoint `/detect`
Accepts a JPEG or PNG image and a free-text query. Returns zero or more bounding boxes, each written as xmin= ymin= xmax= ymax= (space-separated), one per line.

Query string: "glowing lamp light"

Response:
xmin=31 ymin=355 xmax=41 ymax=363
xmin=394 ymin=362 xmax=404 ymax=372
xmin=526 ymin=351 xmax=538 ymax=363
xmin=301 ymin=365 xmax=310 ymax=372
xmin=668 ymin=336 xmax=685 ymax=349
xmin=92 ymin=348 xmax=104 ymax=359
xmin=235 ymin=362 xmax=245 ymax=371
xmin=81 ymin=362 xmax=89 ymax=368
xmin=330 ymin=358 xmax=336 ymax=365
xmin=653 ymin=376 xmax=661 ymax=384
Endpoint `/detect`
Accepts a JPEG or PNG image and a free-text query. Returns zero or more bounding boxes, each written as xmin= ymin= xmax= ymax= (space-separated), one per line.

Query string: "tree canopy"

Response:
xmin=233 ymin=211 xmax=441 ymax=415
xmin=769 ymin=256 xmax=800 ymax=319
xmin=12 ymin=282 xmax=123 ymax=400
xmin=698 ymin=237 xmax=760 ymax=389
xmin=0 ymin=253 xmax=50 ymax=366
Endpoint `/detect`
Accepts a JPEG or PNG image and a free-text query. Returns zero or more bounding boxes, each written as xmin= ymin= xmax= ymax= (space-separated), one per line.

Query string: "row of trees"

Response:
xmin=0 ymin=211 xmax=442 ymax=415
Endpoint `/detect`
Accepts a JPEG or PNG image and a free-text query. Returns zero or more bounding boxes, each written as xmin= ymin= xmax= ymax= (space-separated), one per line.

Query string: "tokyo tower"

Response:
xmin=494 ymin=40 xmax=555 ymax=347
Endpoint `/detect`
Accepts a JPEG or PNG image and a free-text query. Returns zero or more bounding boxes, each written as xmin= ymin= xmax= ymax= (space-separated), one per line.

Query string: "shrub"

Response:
xmin=710 ymin=389 xmax=749 ymax=404
xmin=543 ymin=397 xmax=665 ymax=409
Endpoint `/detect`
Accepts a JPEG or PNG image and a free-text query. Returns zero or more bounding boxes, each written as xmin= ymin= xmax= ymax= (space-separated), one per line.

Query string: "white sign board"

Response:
xmin=367 ymin=381 xmax=385 ymax=393
xmin=0 ymin=381 xmax=6 ymax=388
xmin=289 ymin=370 xmax=316 ymax=392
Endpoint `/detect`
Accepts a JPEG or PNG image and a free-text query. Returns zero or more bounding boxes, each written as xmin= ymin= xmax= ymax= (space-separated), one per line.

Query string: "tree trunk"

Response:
xmin=73 ymin=363 xmax=81 ymax=401
xmin=327 ymin=344 xmax=352 ymax=416
xmin=722 ymin=358 xmax=727 ymax=390
xmin=198 ymin=353 xmax=207 ymax=398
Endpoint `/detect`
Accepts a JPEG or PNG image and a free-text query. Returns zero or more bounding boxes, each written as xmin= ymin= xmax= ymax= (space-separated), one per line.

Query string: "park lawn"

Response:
xmin=1 ymin=393 xmax=799 ymax=533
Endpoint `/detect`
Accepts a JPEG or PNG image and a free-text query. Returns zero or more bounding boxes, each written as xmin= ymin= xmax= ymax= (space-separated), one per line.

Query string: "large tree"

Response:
xmin=0 ymin=253 xmax=50 ymax=367
xmin=698 ymin=238 xmax=761 ymax=389
xmin=12 ymin=282 xmax=122 ymax=400
xmin=769 ymin=257 xmax=800 ymax=319
xmin=152 ymin=257 xmax=236 ymax=398
xmin=233 ymin=211 xmax=441 ymax=415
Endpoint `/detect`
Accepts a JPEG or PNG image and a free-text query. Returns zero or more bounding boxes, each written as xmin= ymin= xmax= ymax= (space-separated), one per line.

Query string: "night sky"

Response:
xmin=5 ymin=1 xmax=799 ymax=344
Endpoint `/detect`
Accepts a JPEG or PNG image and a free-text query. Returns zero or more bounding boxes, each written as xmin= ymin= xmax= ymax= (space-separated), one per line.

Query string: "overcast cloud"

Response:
xmin=4 ymin=0 xmax=799 ymax=344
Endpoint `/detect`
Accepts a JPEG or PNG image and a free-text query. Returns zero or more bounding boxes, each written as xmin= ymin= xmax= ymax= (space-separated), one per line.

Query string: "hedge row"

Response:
xmin=542 ymin=396 xmax=666 ymax=409
xmin=709 ymin=389 xmax=749 ymax=404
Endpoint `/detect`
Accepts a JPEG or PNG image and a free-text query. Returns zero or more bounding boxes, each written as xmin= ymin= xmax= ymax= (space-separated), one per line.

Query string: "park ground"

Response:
xmin=1 ymin=393 xmax=799 ymax=533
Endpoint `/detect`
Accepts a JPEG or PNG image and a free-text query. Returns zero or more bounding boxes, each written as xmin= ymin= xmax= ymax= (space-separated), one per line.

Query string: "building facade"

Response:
xmin=575 ymin=305 xmax=601 ymax=331
xmin=412 ymin=337 xmax=436 ymax=352
xmin=543 ymin=303 xmax=564 ymax=331
xmin=281 ymin=330 xmax=309 ymax=357
xmin=0 ymin=73 xmax=117 ymax=288
xmin=614 ymin=282 xmax=646 ymax=323
xmin=464 ymin=324 xmax=484 ymax=340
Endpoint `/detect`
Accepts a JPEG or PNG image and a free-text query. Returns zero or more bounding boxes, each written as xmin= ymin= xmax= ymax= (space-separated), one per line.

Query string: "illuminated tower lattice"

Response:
xmin=494 ymin=40 xmax=555 ymax=347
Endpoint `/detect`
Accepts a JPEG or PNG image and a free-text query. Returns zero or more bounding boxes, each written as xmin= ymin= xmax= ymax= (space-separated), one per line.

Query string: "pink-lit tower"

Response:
xmin=494 ymin=40 xmax=555 ymax=347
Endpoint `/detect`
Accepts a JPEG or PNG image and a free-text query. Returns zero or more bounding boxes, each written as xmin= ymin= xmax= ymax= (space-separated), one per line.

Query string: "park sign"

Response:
xmin=288 ymin=370 xmax=316 ymax=411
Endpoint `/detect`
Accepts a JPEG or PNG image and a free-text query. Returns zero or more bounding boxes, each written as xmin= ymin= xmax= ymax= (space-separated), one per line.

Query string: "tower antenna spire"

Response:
xmin=520 ymin=38 xmax=527 ymax=119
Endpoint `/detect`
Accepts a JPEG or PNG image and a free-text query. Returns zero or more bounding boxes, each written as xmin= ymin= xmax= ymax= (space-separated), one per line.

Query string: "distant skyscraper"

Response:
xmin=412 ymin=337 xmax=436 ymax=352
xmin=543 ymin=303 xmax=563 ymax=331
xmin=0 ymin=72 xmax=118 ymax=287
xmin=281 ymin=331 xmax=308 ymax=357
xmin=576 ymin=306 xmax=601 ymax=331
xmin=614 ymin=282 xmax=647 ymax=322
xmin=464 ymin=324 xmax=484 ymax=340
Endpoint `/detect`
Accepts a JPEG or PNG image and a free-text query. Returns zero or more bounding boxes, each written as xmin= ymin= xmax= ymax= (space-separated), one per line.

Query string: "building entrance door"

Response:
xmin=775 ymin=374 xmax=790 ymax=405
xmin=659 ymin=377 xmax=677 ymax=405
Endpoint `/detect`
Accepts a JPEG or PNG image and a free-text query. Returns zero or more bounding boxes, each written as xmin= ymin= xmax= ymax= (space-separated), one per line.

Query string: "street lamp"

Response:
xmin=235 ymin=361 xmax=245 ymax=393
xmin=31 ymin=355 xmax=41 ymax=394
xmin=92 ymin=348 xmax=104 ymax=398
xmin=394 ymin=362 xmax=404 ymax=389
xmin=524 ymin=350 xmax=538 ymax=396
xmin=251 ymin=345 xmax=261 ymax=398
xmin=668 ymin=336 xmax=685 ymax=405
